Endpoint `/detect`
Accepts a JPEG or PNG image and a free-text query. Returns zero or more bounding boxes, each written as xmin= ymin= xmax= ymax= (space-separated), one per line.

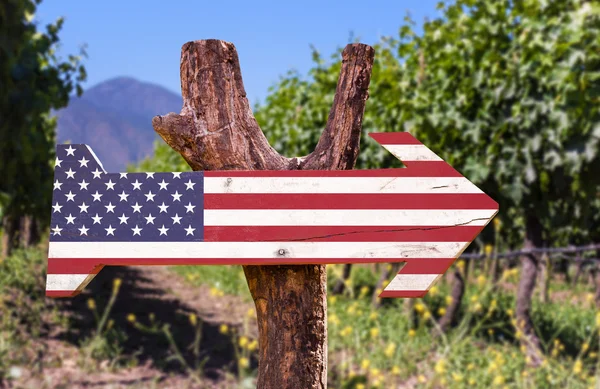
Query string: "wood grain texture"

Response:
xmin=153 ymin=39 xmax=374 ymax=389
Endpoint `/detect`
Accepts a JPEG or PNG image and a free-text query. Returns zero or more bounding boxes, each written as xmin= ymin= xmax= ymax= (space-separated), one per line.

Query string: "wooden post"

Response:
xmin=153 ymin=39 xmax=374 ymax=388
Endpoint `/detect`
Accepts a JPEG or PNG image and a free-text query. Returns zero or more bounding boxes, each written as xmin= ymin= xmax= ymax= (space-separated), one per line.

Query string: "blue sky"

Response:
xmin=37 ymin=0 xmax=440 ymax=105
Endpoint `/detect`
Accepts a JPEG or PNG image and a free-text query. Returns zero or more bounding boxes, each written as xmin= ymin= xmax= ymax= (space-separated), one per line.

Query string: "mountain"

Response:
xmin=56 ymin=77 xmax=182 ymax=172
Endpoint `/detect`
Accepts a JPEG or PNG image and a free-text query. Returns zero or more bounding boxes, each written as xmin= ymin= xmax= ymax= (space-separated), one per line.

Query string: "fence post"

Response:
xmin=152 ymin=39 xmax=374 ymax=388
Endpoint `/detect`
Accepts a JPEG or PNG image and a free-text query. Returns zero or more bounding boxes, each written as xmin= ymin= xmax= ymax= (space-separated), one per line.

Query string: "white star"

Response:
xmin=172 ymin=172 xmax=182 ymax=179
xmin=131 ymin=225 xmax=142 ymax=236
xmin=78 ymin=157 xmax=89 ymax=167
xmin=171 ymin=191 xmax=182 ymax=202
xmin=91 ymin=191 xmax=103 ymax=202
xmin=158 ymin=202 xmax=169 ymax=213
xmin=92 ymin=214 xmax=103 ymax=224
xmin=79 ymin=225 xmax=89 ymax=236
xmin=171 ymin=214 xmax=182 ymax=224
xmin=55 ymin=157 xmax=62 ymax=167
xmin=132 ymin=179 xmax=142 ymax=190
xmin=65 ymin=145 xmax=76 ymax=156
xmin=53 ymin=180 xmax=62 ymax=190
xmin=105 ymin=225 xmax=116 ymax=236
xmin=105 ymin=202 xmax=116 ymax=213
xmin=92 ymin=168 xmax=103 ymax=179
xmin=118 ymin=213 xmax=129 ymax=224
xmin=105 ymin=179 xmax=116 ymax=190
xmin=146 ymin=172 xmax=155 ymax=179
xmin=78 ymin=180 xmax=89 ymax=190
xmin=185 ymin=225 xmax=196 ymax=236
xmin=158 ymin=179 xmax=169 ymax=190
xmin=65 ymin=168 xmax=76 ymax=179
xmin=184 ymin=202 xmax=196 ymax=213
xmin=158 ymin=225 xmax=169 ymax=236
xmin=52 ymin=202 xmax=62 ymax=213
xmin=120 ymin=173 xmax=128 ymax=179
xmin=78 ymin=202 xmax=89 ymax=213
xmin=52 ymin=225 xmax=62 ymax=236
xmin=65 ymin=191 xmax=76 ymax=202
xmin=184 ymin=179 xmax=196 ymax=190
xmin=145 ymin=214 xmax=156 ymax=224
xmin=145 ymin=191 xmax=156 ymax=202
xmin=65 ymin=214 xmax=76 ymax=224
xmin=131 ymin=202 xmax=143 ymax=213
xmin=118 ymin=191 xmax=129 ymax=202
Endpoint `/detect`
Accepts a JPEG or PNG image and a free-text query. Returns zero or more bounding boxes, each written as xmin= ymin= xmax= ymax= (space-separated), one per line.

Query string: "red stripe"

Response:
xmin=204 ymin=193 xmax=497 ymax=210
xmin=203 ymin=226 xmax=483 ymax=242
xmin=203 ymin=162 xmax=460 ymax=177
xmin=379 ymin=290 xmax=428 ymax=298
xmin=399 ymin=258 xmax=455 ymax=273
xmin=46 ymin=257 xmax=458 ymax=273
xmin=368 ymin=132 xmax=422 ymax=145
xmin=46 ymin=290 xmax=82 ymax=297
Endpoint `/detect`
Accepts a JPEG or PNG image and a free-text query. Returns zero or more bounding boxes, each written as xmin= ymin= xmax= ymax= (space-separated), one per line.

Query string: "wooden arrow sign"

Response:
xmin=46 ymin=132 xmax=498 ymax=298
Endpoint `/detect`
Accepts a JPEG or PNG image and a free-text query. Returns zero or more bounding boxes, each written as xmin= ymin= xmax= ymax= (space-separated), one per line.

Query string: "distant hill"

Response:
xmin=56 ymin=77 xmax=182 ymax=172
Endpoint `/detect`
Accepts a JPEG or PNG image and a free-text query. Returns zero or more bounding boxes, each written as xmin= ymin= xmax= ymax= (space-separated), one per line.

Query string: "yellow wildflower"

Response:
xmin=210 ymin=287 xmax=219 ymax=296
xmin=112 ymin=278 xmax=122 ymax=292
xmin=470 ymin=294 xmax=479 ymax=303
xmin=417 ymin=375 xmax=427 ymax=383
xmin=328 ymin=314 xmax=340 ymax=326
xmin=370 ymin=368 xmax=381 ymax=377
xmin=521 ymin=370 xmax=529 ymax=377
xmin=328 ymin=295 xmax=337 ymax=304
xmin=423 ymin=311 xmax=432 ymax=320
xmin=457 ymin=260 xmax=466 ymax=271
xmin=219 ymin=324 xmax=229 ymax=334
xmin=414 ymin=302 xmax=425 ymax=313
xmin=384 ymin=342 xmax=396 ymax=358
xmin=452 ymin=373 xmax=463 ymax=382
xmin=434 ymin=359 xmax=446 ymax=374
xmin=484 ymin=244 xmax=493 ymax=256
xmin=595 ymin=312 xmax=600 ymax=328
xmin=473 ymin=303 xmax=482 ymax=312
xmin=429 ymin=286 xmax=438 ymax=296
xmin=586 ymin=293 xmax=594 ymax=303
xmin=247 ymin=308 xmax=255 ymax=318
xmin=392 ymin=366 xmax=401 ymax=376
xmin=493 ymin=218 xmax=501 ymax=229
xmin=369 ymin=311 xmax=378 ymax=321
xmin=189 ymin=313 xmax=197 ymax=326
xmin=370 ymin=327 xmax=379 ymax=339
xmin=408 ymin=329 xmax=416 ymax=337
xmin=360 ymin=286 xmax=370 ymax=297
xmin=493 ymin=375 xmax=505 ymax=386
xmin=87 ymin=298 xmax=96 ymax=310
xmin=507 ymin=309 xmax=514 ymax=317
xmin=573 ymin=359 xmax=583 ymax=375
xmin=488 ymin=329 xmax=495 ymax=336
xmin=107 ymin=319 xmax=114 ymax=330
xmin=438 ymin=307 xmax=446 ymax=316
xmin=239 ymin=336 xmax=249 ymax=348
xmin=582 ymin=343 xmax=589 ymax=352
xmin=468 ymin=378 xmax=476 ymax=385
xmin=356 ymin=384 xmax=365 ymax=389
xmin=239 ymin=357 xmax=249 ymax=368
xmin=445 ymin=296 xmax=453 ymax=305
xmin=477 ymin=275 xmax=487 ymax=288
xmin=467 ymin=363 xmax=475 ymax=370
xmin=248 ymin=340 xmax=258 ymax=351
xmin=127 ymin=313 xmax=136 ymax=323
xmin=360 ymin=359 xmax=370 ymax=370
xmin=340 ymin=326 xmax=353 ymax=337
xmin=590 ymin=352 xmax=597 ymax=359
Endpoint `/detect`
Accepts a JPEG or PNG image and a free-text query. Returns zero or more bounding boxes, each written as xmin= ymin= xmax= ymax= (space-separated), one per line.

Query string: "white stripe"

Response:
xmin=49 ymin=241 xmax=468 ymax=259
xmin=381 ymin=144 xmax=443 ymax=161
xmin=46 ymin=274 xmax=91 ymax=291
xmin=385 ymin=273 xmax=441 ymax=291
xmin=204 ymin=209 xmax=496 ymax=226
xmin=204 ymin=177 xmax=483 ymax=194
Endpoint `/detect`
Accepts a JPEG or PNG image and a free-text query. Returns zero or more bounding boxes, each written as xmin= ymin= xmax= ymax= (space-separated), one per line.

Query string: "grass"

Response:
xmin=1 ymin=244 xmax=598 ymax=388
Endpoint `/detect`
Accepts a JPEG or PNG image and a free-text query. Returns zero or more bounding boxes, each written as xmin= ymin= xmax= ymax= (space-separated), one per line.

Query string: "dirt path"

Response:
xmin=7 ymin=266 xmax=257 ymax=389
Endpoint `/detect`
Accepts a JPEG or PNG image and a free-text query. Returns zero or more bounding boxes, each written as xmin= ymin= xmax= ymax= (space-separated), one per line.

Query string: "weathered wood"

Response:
xmin=438 ymin=267 xmax=465 ymax=332
xmin=153 ymin=39 xmax=374 ymax=389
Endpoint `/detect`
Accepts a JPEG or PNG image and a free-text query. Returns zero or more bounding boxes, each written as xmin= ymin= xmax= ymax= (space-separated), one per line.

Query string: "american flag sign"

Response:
xmin=46 ymin=133 xmax=498 ymax=298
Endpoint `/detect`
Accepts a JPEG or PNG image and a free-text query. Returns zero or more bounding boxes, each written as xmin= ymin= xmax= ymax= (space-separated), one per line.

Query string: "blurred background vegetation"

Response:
xmin=2 ymin=0 xmax=600 ymax=387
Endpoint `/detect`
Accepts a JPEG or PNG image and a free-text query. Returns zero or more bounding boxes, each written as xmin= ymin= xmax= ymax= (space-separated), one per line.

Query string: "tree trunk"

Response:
xmin=1 ymin=214 xmax=18 ymax=259
xmin=572 ymin=255 xmax=585 ymax=286
xmin=515 ymin=213 xmax=544 ymax=366
xmin=152 ymin=39 xmax=374 ymax=388
xmin=19 ymin=215 xmax=39 ymax=248
xmin=332 ymin=264 xmax=352 ymax=295
xmin=438 ymin=267 xmax=465 ymax=332
xmin=594 ymin=266 xmax=600 ymax=309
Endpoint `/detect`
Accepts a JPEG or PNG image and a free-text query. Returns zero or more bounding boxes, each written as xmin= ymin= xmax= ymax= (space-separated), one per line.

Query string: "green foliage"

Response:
xmin=127 ymin=139 xmax=189 ymax=173
xmin=0 ymin=0 xmax=86 ymax=227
